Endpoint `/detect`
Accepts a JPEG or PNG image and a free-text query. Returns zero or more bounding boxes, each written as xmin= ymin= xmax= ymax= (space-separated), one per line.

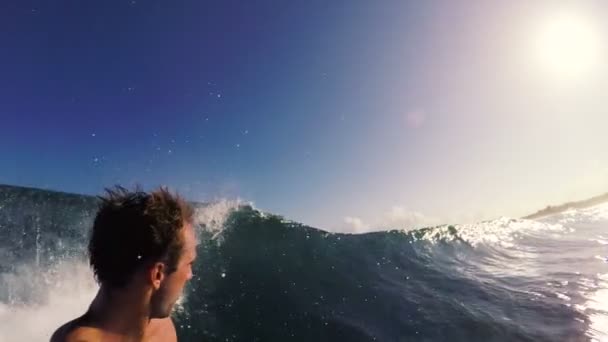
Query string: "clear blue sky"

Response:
xmin=2 ymin=1 xmax=607 ymax=231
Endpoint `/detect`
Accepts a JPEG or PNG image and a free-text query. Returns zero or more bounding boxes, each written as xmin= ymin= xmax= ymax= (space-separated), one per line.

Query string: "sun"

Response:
xmin=533 ymin=10 xmax=602 ymax=80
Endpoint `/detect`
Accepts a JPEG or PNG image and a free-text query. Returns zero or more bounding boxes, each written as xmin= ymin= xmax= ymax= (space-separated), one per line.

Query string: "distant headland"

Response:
xmin=524 ymin=192 xmax=608 ymax=219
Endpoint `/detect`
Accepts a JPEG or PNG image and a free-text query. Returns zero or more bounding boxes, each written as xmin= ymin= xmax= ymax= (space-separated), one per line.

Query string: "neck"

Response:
xmin=86 ymin=284 xmax=152 ymax=341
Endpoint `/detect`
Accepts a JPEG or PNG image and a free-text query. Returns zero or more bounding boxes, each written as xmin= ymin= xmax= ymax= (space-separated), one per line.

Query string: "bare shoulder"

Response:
xmin=50 ymin=316 xmax=176 ymax=342
xmin=147 ymin=317 xmax=177 ymax=342
xmin=50 ymin=317 xmax=102 ymax=342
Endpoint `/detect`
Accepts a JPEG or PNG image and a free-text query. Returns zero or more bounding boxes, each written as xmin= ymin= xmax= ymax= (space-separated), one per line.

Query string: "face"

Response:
xmin=150 ymin=223 xmax=197 ymax=318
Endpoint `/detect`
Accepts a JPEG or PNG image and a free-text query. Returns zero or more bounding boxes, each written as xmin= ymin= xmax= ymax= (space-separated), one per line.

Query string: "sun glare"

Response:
xmin=534 ymin=10 xmax=602 ymax=80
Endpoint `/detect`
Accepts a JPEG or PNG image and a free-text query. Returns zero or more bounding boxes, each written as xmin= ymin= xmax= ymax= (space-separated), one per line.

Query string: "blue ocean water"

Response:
xmin=0 ymin=185 xmax=607 ymax=341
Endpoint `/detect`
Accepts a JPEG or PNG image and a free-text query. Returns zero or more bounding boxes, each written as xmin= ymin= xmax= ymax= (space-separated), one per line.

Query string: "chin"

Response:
xmin=151 ymin=308 xmax=172 ymax=319
xmin=150 ymin=301 xmax=174 ymax=319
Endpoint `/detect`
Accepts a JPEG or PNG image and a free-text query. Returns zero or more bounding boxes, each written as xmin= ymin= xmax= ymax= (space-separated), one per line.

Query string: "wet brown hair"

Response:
xmin=88 ymin=186 xmax=194 ymax=288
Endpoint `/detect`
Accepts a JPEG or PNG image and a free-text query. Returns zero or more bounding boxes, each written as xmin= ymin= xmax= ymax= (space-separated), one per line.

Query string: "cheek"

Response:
xmin=177 ymin=266 xmax=192 ymax=284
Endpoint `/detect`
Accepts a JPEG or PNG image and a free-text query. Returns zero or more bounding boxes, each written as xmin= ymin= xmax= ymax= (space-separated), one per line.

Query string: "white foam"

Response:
xmin=194 ymin=199 xmax=244 ymax=234
xmin=413 ymin=216 xmax=567 ymax=247
xmin=0 ymin=260 xmax=97 ymax=342
xmin=552 ymin=202 xmax=608 ymax=225
xmin=556 ymin=292 xmax=572 ymax=301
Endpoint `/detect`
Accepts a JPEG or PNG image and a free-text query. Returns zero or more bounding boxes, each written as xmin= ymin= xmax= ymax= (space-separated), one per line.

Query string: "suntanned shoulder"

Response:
xmin=50 ymin=317 xmax=177 ymax=342
xmin=50 ymin=319 xmax=102 ymax=342
xmin=61 ymin=328 xmax=102 ymax=342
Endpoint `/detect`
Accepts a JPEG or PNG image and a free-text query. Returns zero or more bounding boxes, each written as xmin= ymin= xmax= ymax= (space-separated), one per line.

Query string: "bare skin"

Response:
xmin=50 ymin=315 xmax=175 ymax=342
xmin=51 ymin=224 xmax=196 ymax=342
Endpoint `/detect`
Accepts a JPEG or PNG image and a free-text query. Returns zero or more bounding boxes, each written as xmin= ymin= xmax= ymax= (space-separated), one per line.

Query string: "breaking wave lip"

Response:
xmin=408 ymin=216 xmax=567 ymax=247
xmin=194 ymin=199 xmax=250 ymax=240
xmin=552 ymin=202 xmax=608 ymax=225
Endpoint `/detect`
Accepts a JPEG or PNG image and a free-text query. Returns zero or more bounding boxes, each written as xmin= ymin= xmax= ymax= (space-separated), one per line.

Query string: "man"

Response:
xmin=51 ymin=186 xmax=197 ymax=342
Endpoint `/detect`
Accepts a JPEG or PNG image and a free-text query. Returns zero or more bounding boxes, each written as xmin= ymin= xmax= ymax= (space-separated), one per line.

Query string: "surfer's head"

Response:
xmin=88 ymin=185 xmax=197 ymax=318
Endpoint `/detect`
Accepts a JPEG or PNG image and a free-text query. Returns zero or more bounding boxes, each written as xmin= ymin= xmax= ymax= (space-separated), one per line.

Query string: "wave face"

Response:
xmin=1 ymin=185 xmax=607 ymax=341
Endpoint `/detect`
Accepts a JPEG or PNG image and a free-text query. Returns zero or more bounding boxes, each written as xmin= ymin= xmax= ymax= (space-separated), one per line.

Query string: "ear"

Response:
xmin=149 ymin=262 xmax=166 ymax=290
